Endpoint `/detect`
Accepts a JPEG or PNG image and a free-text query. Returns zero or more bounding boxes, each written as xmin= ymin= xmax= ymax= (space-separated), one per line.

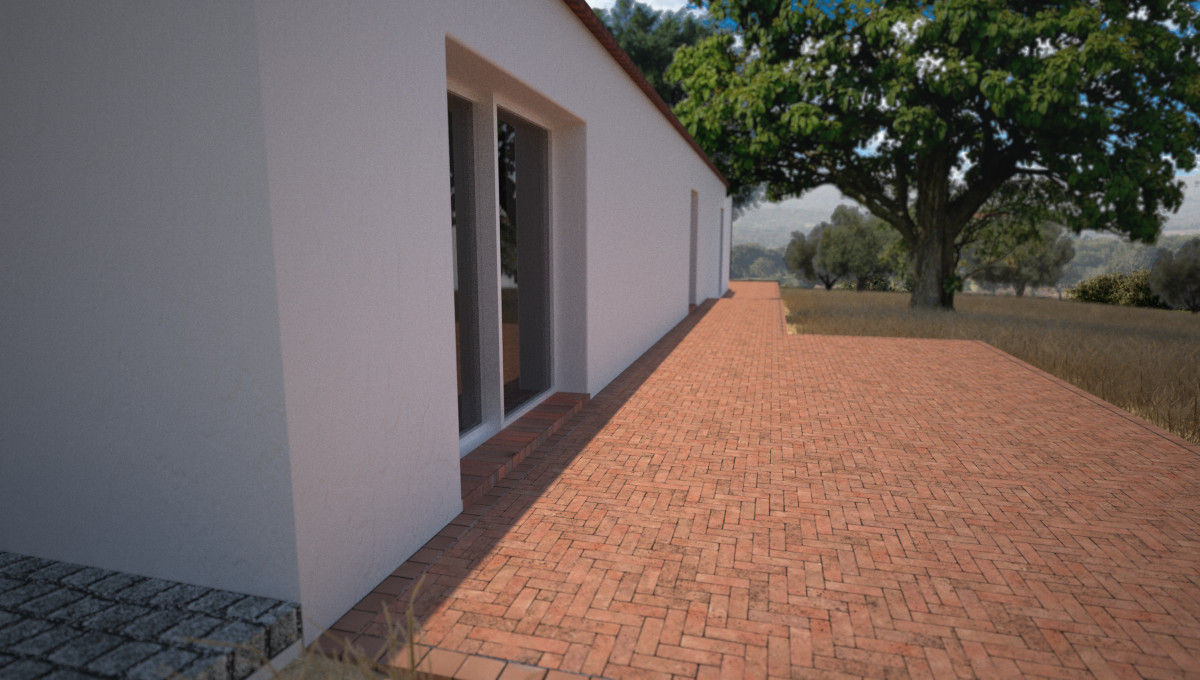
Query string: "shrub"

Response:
xmin=1068 ymin=272 xmax=1123 ymax=304
xmin=858 ymin=274 xmax=895 ymax=292
xmin=1150 ymin=238 xmax=1200 ymax=313
xmin=1068 ymin=270 xmax=1166 ymax=308
xmin=1115 ymin=270 xmax=1167 ymax=308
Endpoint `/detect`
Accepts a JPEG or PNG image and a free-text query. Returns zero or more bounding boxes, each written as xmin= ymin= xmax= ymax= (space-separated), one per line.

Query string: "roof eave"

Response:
xmin=558 ymin=0 xmax=731 ymax=189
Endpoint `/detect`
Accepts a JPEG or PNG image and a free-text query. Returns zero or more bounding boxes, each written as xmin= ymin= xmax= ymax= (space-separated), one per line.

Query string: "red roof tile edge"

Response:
xmin=559 ymin=0 xmax=731 ymax=188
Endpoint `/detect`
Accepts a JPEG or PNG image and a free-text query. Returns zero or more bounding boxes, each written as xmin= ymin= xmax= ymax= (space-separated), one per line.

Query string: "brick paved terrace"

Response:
xmin=325 ymin=281 xmax=1200 ymax=679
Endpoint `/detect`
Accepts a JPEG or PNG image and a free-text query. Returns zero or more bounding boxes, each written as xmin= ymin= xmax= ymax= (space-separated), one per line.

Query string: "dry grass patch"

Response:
xmin=783 ymin=288 xmax=1200 ymax=444
xmin=262 ymin=579 xmax=431 ymax=680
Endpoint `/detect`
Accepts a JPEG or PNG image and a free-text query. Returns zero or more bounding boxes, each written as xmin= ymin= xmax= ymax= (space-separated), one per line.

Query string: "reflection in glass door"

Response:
xmin=497 ymin=110 xmax=551 ymax=414
xmin=448 ymin=95 xmax=481 ymax=432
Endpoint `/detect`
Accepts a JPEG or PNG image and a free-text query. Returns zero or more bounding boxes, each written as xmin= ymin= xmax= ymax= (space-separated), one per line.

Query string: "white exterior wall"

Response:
xmin=437 ymin=1 xmax=729 ymax=394
xmin=252 ymin=3 xmax=465 ymax=640
xmin=0 ymin=2 xmax=301 ymax=601
xmin=1 ymin=0 xmax=728 ymax=639
xmin=255 ymin=1 xmax=728 ymax=634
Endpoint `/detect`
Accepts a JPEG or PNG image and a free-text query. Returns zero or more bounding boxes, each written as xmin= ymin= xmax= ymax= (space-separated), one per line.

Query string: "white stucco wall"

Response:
xmin=431 ymin=0 xmax=730 ymax=394
xmin=2 ymin=0 xmax=728 ymax=640
xmin=254 ymin=0 xmax=727 ymax=636
xmin=252 ymin=3 xmax=465 ymax=641
xmin=0 ymin=1 xmax=300 ymax=602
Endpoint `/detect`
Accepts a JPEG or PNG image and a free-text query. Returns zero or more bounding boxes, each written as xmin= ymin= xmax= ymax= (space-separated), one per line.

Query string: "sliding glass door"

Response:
xmin=448 ymin=96 xmax=552 ymax=435
xmin=448 ymin=95 xmax=481 ymax=432
xmin=497 ymin=110 xmax=551 ymax=414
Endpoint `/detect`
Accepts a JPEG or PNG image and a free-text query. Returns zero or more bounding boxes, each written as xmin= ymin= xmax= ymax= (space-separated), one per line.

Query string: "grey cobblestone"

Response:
xmin=60 ymin=568 xmax=112 ymax=590
xmin=256 ymin=603 xmax=300 ymax=657
xmin=113 ymin=578 xmax=174 ymax=606
xmin=222 ymin=596 xmax=276 ymax=623
xmin=180 ymin=652 xmax=232 ymax=680
xmin=185 ymin=590 xmax=243 ymax=618
xmin=0 ymin=557 xmax=53 ymax=579
xmin=119 ymin=609 xmax=188 ymax=640
xmin=27 ymin=562 xmax=86 ymax=584
xmin=85 ymin=641 xmax=162 ymax=677
xmin=47 ymin=597 xmax=112 ymax=624
xmin=46 ymin=631 xmax=123 ymax=669
xmin=84 ymin=574 xmax=140 ymax=600
xmin=18 ymin=587 xmax=86 ymax=617
xmin=149 ymin=583 xmax=212 ymax=609
xmin=205 ymin=621 xmax=266 ymax=679
xmin=42 ymin=669 xmax=104 ymax=680
xmin=10 ymin=623 xmax=82 ymax=657
xmin=0 ymin=552 xmax=299 ymax=680
xmin=160 ymin=612 xmax=223 ymax=646
xmin=81 ymin=603 xmax=150 ymax=634
xmin=128 ymin=648 xmax=199 ymax=680
xmin=0 ymin=581 xmax=58 ymax=608
xmin=3 ymin=658 xmax=55 ymax=679
xmin=0 ymin=553 xmax=29 ymax=569
xmin=0 ymin=618 xmax=53 ymax=647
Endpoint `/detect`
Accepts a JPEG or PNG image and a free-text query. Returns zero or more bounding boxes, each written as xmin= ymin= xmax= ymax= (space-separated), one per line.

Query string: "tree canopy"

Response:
xmin=670 ymin=0 xmax=1200 ymax=308
xmin=785 ymin=206 xmax=902 ymax=289
xmin=965 ymin=221 xmax=1075 ymax=296
xmin=784 ymin=227 xmax=821 ymax=283
xmin=815 ymin=206 xmax=899 ymax=289
xmin=730 ymin=242 xmax=792 ymax=281
xmin=593 ymin=0 xmax=718 ymax=107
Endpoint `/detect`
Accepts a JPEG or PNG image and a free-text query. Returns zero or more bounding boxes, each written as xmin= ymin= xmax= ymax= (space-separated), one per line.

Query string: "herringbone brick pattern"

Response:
xmin=349 ymin=281 xmax=1200 ymax=678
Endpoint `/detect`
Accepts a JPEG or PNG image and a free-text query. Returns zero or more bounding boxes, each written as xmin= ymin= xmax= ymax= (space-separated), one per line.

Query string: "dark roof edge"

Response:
xmin=559 ymin=0 xmax=730 ymax=188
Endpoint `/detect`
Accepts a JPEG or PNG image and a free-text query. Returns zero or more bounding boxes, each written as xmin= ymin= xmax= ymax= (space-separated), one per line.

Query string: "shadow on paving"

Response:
xmin=313 ymin=297 xmax=726 ymax=673
xmin=319 ymin=279 xmax=1200 ymax=679
xmin=411 ymin=297 xmax=721 ymax=620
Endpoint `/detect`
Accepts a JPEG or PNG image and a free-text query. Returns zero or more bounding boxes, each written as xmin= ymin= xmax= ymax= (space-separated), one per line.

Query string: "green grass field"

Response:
xmin=783 ymin=288 xmax=1200 ymax=445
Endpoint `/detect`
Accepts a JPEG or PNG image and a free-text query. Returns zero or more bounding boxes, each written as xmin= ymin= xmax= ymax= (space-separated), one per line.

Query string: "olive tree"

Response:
xmin=1151 ymin=238 xmax=1200 ymax=312
xmin=670 ymin=0 xmax=1200 ymax=308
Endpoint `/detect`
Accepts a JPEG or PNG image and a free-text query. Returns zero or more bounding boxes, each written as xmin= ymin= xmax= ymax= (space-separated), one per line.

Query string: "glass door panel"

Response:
xmin=497 ymin=110 xmax=551 ymax=414
xmin=448 ymin=94 xmax=481 ymax=432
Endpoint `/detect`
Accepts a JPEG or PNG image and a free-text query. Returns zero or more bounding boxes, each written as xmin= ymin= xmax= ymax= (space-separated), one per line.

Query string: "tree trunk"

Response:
xmin=909 ymin=227 xmax=956 ymax=309
xmin=855 ymin=277 xmax=867 ymax=291
xmin=1014 ymin=281 xmax=1027 ymax=297
xmin=909 ymin=151 xmax=959 ymax=310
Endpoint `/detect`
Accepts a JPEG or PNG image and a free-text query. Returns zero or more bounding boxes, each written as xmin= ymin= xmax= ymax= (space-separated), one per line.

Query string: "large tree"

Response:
xmin=965 ymin=221 xmax=1075 ymax=296
xmin=670 ymin=0 xmax=1200 ymax=308
xmin=593 ymin=0 xmax=718 ymax=107
xmin=784 ymin=227 xmax=820 ymax=283
xmin=816 ymin=206 xmax=900 ymax=289
xmin=1151 ymin=237 xmax=1200 ymax=312
xmin=959 ymin=177 xmax=1075 ymax=295
xmin=731 ymin=242 xmax=789 ymax=280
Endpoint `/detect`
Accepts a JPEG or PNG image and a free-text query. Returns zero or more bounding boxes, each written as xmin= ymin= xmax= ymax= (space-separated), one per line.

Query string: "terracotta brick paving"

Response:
xmin=331 ymin=281 xmax=1200 ymax=679
xmin=460 ymin=393 xmax=589 ymax=507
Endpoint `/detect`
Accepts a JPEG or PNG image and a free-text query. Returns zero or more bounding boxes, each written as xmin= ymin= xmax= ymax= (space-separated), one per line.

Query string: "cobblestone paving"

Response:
xmin=334 ymin=281 xmax=1200 ymax=679
xmin=0 ymin=552 xmax=300 ymax=679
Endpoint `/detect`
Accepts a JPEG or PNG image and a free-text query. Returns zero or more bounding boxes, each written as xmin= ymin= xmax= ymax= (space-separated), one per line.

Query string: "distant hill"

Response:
xmin=733 ymin=172 xmax=1200 ymax=248
xmin=732 ymin=185 xmax=849 ymax=248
